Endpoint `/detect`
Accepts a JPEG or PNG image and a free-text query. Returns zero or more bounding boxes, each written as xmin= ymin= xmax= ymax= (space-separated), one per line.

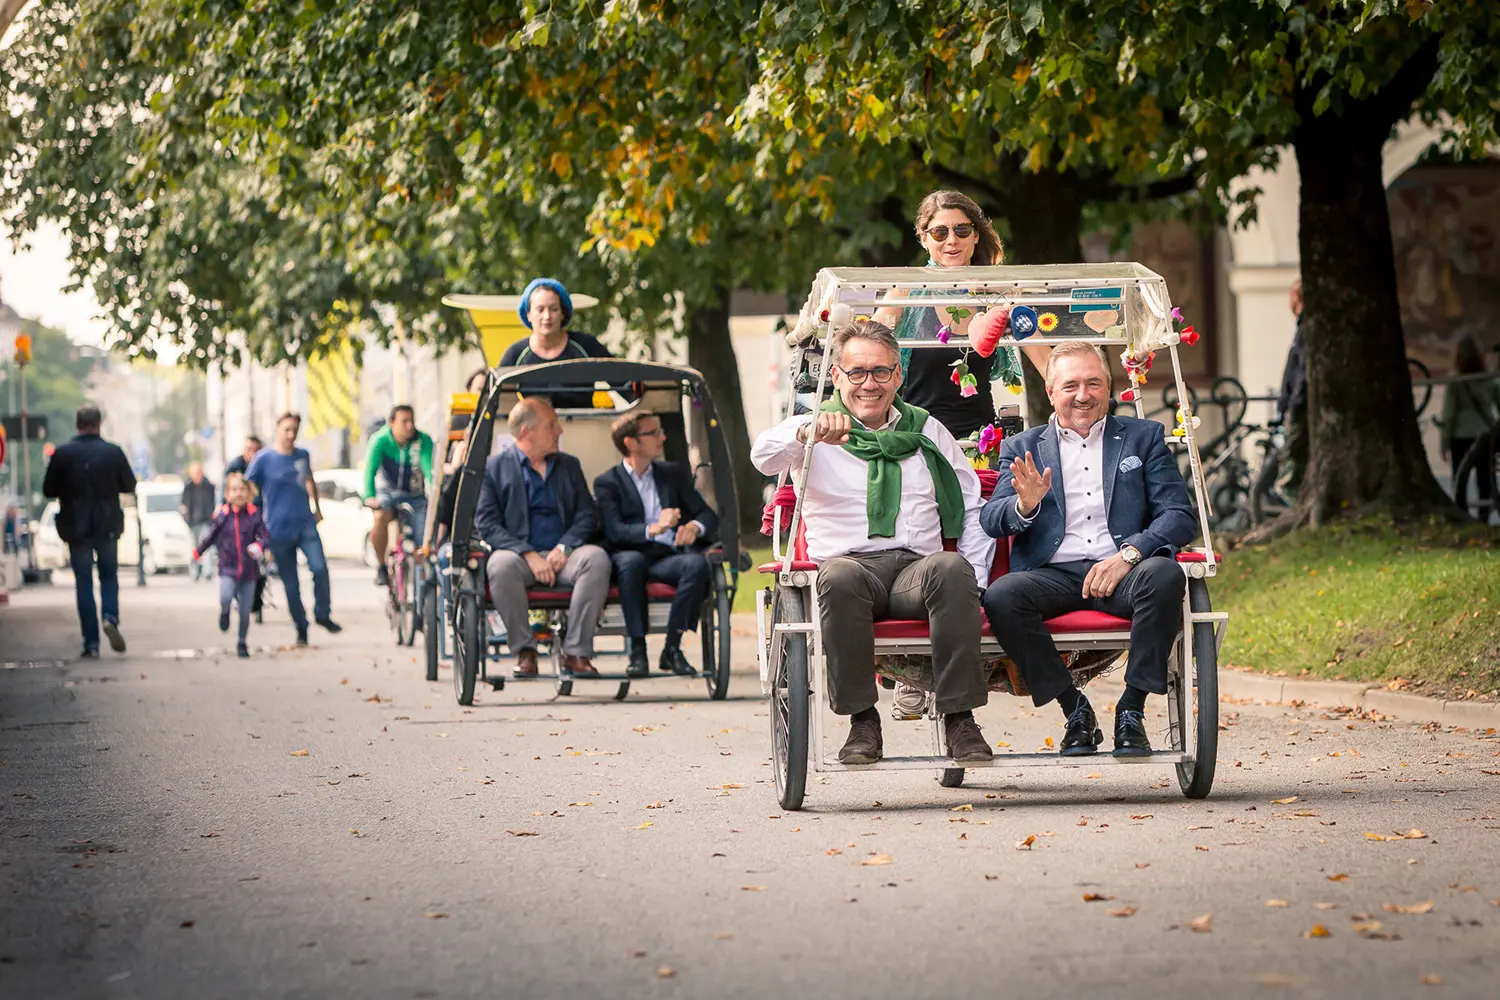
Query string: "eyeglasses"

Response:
xmin=836 ymin=365 xmax=897 ymax=385
xmin=632 ymin=427 xmax=666 ymax=438
xmin=924 ymin=223 xmax=975 ymax=242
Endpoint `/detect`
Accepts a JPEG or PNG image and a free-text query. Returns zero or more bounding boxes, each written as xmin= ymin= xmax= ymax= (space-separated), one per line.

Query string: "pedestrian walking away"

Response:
xmin=193 ymin=473 xmax=270 ymax=657
xmin=245 ymin=413 xmax=341 ymax=645
xmin=180 ymin=461 xmax=218 ymax=580
xmin=40 ymin=404 xmax=137 ymax=657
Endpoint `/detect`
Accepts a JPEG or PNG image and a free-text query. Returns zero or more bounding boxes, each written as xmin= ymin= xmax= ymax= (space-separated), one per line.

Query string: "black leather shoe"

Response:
xmin=626 ymin=640 xmax=650 ymax=678
xmin=945 ymin=715 xmax=994 ymax=763
xmin=658 ymin=646 xmax=696 ymax=676
xmin=316 ymin=617 xmax=342 ymax=634
xmin=295 ymin=630 xmax=309 ymax=647
xmin=1060 ymin=701 xmax=1104 ymax=756
xmin=837 ymin=717 xmax=883 ymax=764
xmin=1113 ymin=709 xmax=1153 ymax=757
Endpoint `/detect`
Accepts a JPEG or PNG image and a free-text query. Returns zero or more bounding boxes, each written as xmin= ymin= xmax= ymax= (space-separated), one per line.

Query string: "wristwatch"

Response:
xmin=556 ymin=544 xmax=574 ymax=558
xmin=1120 ymin=545 xmax=1142 ymax=567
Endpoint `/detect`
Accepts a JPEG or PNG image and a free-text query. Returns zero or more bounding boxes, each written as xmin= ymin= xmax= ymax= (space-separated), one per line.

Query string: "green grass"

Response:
xmin=730 ymin=545 xmax=776 ymax=614
xmin=1215 ymin=519 xmax=1500 ymax=697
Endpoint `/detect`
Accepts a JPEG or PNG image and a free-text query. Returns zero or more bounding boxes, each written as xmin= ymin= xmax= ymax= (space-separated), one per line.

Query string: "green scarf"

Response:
xmin=820 ymin=393 xmax=966 ymax=540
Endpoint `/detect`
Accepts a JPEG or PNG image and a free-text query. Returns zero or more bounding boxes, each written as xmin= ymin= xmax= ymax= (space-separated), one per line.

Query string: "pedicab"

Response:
xmin=757 ymin=263 xmax=1229 ymax=810
xmin=445 ymin=359 xmax=744 ymax=705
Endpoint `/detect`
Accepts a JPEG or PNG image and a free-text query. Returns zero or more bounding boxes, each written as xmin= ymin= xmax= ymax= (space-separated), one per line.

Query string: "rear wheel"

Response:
xmin=770 ymin=587 xmax=810 ymax=811
xmin=701 ymin=564 xmax=733 ymax=700
xmin=422 ymin=580 xmax=440 ymax=681
xmin=452 ymin=580 xmax=481 ymax=707
xmin=551 ymin=624 xmax=572 ymax=697
xmin=395 ymin=555 xmax=418 ymax=646
xmin=939 ymin=768 xmax=965 ymax=788
xmin=1174 ymin=577 xmax=1219 ymax=799
xmin=1453 ymin=427 xmax=1499 ymax=524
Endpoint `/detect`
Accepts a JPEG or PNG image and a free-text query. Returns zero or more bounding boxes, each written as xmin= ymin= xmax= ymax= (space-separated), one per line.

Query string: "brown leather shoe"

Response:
xmin=945 ymin=714 xmax=994 ymax=763
xmin=563 ymin=655 xmax=599 ymax=677
xmin=515 ymin=648 xmax=539 ymax=676
xmin=837 ymin=717 xmax=883 ymax=764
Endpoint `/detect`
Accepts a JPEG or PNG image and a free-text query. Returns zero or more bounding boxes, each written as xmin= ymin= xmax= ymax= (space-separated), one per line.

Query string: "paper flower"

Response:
xmin=1171 ymin=307 xmax=1184 ymax=323
xmin=1006 ymin=384 xmax=1024 ymax=395
xmin=959 ymin=377 xmax=979 ymax=398
xmin=977 ymin=424 xmax=998 ymax=454
xmin=1037 ymin=312 xmax=1059 ymax=333
xmin=968 ymin=308 xmax=1009 ymax=357
xmin=950 ymin=366 xmax=964 ymax=385
xmin=1119 ymin=388 xmax=1139 ymax=403
xmin=1180 ymin=325 xmax=1200 ymax=347
xmin=936 ymin=324 xmax=952 ymax=344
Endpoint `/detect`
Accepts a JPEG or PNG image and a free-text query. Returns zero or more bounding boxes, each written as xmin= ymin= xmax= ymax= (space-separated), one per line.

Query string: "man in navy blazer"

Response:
xmin=980 ymin=342 xmax=1196 ymax=757
xmin=475 ymin=397 xmax=610 ymax=677
xmin=594 ymin=410 xmax=719 ymax=678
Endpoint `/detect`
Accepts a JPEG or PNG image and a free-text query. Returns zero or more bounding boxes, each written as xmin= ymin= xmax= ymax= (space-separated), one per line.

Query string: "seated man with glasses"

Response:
xmin=751 ymin=319 xmax=995 ymax=765
xmin=594 ymin=411 xmax=719 ymax=678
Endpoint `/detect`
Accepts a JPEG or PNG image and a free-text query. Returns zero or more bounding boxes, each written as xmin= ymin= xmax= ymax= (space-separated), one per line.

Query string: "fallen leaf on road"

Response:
xmin=1135 ymin=862 xmax=1150 ymax=869
xmin=1082 ymin=893 xmax=1115 ymax=902
xmin=1351 ymin=920 xmax=1383 ymax=933
xmin=423 ymin=912 xmax=448 ymax=920
xmin=1195 ymin=845 xmax=1209 ymax=852
xmin=1272 ymin=796 xmax=1299 ymax=804
xmin=715 ymin=932 xmax=734 ymax=940
xmin=740 ymin=885 xmax=766 ymax=891
xmin=1085 ymin=773 xmax=1102 ymax=779
xmin=636 ymin=821 xmax=654 ymax=830
xmin=1314 ymin=903 xmax=1337 ymax=910
xmin=646 ymin=802 xmax=664 ymax=809
xmin=826 ymin=848 xmax=842 ymax=855
xmin=1130 ymin=814 xmax=1154 ymax=821
xmin=861 ymin=853 xmax=893 ymax=866
xmin=199 ymin=832 xmax=220 ymax=839
xmin=1186 ymin=913 xmax=1213 ymax=933
xmin=950 ymin=804 xmax=974 ymax=812
xmin=1106 ymin=906 xmax=1137 ymax=918
xmin=1327 ymin=873 xmax=1350 ymax=882
xmin=1266 ymin=899 xmax=1290 ymax=908
xmin=1015 ymin=835 xmax=1036 ymax=851
xmin=1305 ymin=924 xmax=1330 ymax=938
xmin=1382 ymin=900 xmax=1435 ymax=915
xmin=1044 ymin=737 xmax=1055 ymax=748
xmin=290 ymin=749 xmax=310 ymax=757
xmin=1420 ymin=975 xmax=1442 ymax=985
xmin=1448 ymin=884 xmax=1476 ymax=893
xmin=505 ymin=830 xmax=539 ymax=837
xmin=995 ymin=741 xmax=1010 ymax=748
xmin=630 ymin=949 xmax=647 ymax=958
xmin=568 ymin=801 xmax=593 ymax=807
xmin=721 ymin=783 xmax=743 ymax=789
xmin=656 ymin=967 xmax=676 ymax=979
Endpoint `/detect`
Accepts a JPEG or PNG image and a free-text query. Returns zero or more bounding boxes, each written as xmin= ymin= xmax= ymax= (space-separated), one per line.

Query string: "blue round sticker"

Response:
xmin=1010 ymin=305 xmax=1039 ymax=339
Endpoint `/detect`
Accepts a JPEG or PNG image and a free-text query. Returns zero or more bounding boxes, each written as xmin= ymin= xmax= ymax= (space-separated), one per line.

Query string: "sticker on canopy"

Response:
xmin=1068 ymin=287 xmax=1123 ymax=312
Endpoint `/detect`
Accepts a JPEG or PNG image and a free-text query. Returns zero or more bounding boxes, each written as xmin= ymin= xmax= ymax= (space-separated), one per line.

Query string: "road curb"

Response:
xmin=1220 ymin=670 xmax=1500 ymax=730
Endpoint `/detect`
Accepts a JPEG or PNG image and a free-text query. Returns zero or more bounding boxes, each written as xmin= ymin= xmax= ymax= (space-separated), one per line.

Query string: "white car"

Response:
xmin=35 ymin=481 xmax=196 ymax=575
xmin=313 ymin=468 xmax=378 ymax=566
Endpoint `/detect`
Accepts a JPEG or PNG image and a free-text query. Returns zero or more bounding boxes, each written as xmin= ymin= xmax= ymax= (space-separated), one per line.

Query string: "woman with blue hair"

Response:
xmin=500 ymin=278 xmax=614 ymax=409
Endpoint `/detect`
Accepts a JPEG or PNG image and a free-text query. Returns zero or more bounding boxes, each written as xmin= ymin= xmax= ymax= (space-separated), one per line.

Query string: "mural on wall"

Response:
xmin=1388 ymin=163 xmax=1500 ymax=374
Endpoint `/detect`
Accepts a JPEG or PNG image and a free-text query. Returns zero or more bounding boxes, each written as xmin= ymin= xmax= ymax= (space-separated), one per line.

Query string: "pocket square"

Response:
xmin=1118 ymin=455 xmax=1143 ymax=473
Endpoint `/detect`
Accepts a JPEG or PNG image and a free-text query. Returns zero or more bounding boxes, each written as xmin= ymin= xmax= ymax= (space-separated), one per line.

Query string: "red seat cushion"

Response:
xmin=1175 ymin=551 xmax=1223 ymax=564
xmin=870 ymin=610 xmax=1131 ymax=640
xmin=757 ymin=560 xmax=821 ymax=574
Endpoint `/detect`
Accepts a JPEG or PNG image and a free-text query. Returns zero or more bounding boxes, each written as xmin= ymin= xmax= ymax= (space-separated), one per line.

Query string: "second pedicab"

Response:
xmin=757 ymin=263 xmax=1230 ymax=810
xmin=444 ymin=358 xmax=745 ymax=705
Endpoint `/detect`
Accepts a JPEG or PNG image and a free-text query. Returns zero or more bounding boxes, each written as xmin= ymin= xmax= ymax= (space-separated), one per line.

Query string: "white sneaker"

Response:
xmin=890 ymin=682 xmax=931 ymax=721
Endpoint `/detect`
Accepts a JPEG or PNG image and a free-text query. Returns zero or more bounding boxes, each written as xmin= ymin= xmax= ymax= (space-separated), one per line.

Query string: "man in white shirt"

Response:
xmin=979 ymin=342 xmax=1196 ymax=757
xmin=752 ymin=320 xmax=995 ymax=765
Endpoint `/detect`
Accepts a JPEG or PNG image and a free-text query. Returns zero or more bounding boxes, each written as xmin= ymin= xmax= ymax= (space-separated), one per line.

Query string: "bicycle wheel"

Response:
xmin=701 ymin=564 xmax=733 ymax=701
xmin=1453 ymin=427 xmax=1500 ymax=523
xmin=396 ymin=554 xmax=418 ymax=646
xmin=1409 ymin=357 xmax=1433 ymax=416
xmin=769 ymin=587 xmax=810 ymax=811
xmin=452 ymin=579 xmax=481 ymax=706
xmin=1175 ymin=578 xmax=1219 ymax=799
xmin=422 ymin=579 xmax=440 ymax=681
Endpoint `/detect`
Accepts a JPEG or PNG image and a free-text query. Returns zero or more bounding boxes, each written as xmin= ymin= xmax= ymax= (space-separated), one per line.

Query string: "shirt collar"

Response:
xmin=624 ymin=460 xmax=655 ymax=484
xmin=514 ymin=446 xmax=553 ymax=476
xmin=1052 ymin=415 xmax=1107 ymax=444
xmin=850 ymin=405 xmax=901 ymax=431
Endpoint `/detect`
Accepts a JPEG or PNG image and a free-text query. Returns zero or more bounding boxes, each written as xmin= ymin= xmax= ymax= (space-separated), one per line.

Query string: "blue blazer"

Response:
xmin=475 ymin=447 xmax=597 ymax=554
xmin=593 ymin=460 xmax=720 ymax=553
xmin=979 ymin=415 xmax=1196 ymax=573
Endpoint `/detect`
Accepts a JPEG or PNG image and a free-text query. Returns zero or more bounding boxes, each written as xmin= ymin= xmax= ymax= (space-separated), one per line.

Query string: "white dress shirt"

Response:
xmin=624 ymin=461 xmax=703 ymax=547
xmin=751 ymin=407 xmax=992 ymax=586
xmin=1049 ymin=417 xmax=1116 ymax=563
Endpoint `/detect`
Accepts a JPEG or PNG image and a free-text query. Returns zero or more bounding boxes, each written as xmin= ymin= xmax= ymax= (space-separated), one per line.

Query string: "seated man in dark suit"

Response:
xmin=475 ymin=397 xmax=611 ymax=677
xmin=980 ymin=341 xmax=1196 ymax=757
xmin=594 ymin=411 xmax=719 ymax=678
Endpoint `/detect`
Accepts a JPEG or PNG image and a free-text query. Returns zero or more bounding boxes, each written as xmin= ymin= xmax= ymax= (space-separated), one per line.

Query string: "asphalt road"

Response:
xmin=3 ymin=564 xmax=1499 ymax=999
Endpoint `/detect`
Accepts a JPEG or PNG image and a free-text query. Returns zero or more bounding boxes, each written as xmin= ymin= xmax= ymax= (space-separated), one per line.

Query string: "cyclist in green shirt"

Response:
xmin=363 ymin=404 xmax=434 ymax=586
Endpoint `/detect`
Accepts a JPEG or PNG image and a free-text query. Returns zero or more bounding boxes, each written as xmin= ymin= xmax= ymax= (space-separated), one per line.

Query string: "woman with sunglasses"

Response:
xmin=873 ymin=190 xmax=1051 ymax=439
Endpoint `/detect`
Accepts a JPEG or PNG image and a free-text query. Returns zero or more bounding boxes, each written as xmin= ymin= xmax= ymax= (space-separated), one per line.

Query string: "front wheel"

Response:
xmin=701 ymin=564 xmax=733 ymax=700
xmin=1175 ymin=577 xmax=1219 ymax=799
xmin=422 ymin=580 xmax=440 ymax=681
xmin=769 ymin=587 xmax=810 ymax=811
xmin=452 ymin=581 xmax=481 ymax=707
xmin=394 ymin=555 xmax=418 ymax=646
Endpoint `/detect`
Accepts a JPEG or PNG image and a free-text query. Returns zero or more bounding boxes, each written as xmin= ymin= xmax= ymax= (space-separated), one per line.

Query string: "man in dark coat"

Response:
xmin=594 ymin=410 xmax=718 ymax=678
xmin=180 ymin=461 xmax=218 ymax=580
xmin=475 ymin=397 xmax=610 ymax=677
xmin=1275 ymin=280 xmax=1308 ymax=502
xmin=42 ymin=405 xmax=137 ymax=657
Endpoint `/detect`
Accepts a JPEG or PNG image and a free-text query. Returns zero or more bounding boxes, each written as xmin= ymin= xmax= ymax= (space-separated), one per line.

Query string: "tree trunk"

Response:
xmin=686 ymin=288 xmax=764 ymax=542
xmin=986 ymin=166 xmax=1088 ymax=427
xmin=1291 ymin=120 xmax=1456 ymax=526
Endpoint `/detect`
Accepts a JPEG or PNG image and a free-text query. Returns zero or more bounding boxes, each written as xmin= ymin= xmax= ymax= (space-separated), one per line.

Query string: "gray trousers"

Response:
xmin=816 ymin=549 xmax=988 ymax=716
xmin=486 ymin=545 xmax=610 ymax=657
xmin=219 ymin=576 xmax=256 ymax=642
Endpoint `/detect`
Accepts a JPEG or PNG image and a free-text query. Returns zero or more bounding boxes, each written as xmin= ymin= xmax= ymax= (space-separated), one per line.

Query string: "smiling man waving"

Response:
xmin=752 ymin=319 xmax=994 ymax=766
xmin=979 ymin=342 xmax=1196 ymax=758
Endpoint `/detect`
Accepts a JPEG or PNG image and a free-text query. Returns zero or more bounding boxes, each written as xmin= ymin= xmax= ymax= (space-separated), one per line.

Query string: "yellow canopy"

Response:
xmin=441 ymin=292 xmax=600 ymax=366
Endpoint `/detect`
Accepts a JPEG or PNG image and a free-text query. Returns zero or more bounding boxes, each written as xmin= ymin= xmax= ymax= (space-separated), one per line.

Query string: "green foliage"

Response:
xmin=0 ymin=319 xmax=98 ymax=501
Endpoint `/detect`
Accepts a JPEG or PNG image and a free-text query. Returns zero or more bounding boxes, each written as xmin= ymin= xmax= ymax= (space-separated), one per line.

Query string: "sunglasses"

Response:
xmin=836 ymin=365 xmax=898 ymax=386
xmin=924 ymin=223 xmax=975 ymax=242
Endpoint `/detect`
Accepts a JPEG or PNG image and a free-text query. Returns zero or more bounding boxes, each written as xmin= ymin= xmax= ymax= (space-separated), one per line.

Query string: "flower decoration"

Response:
xmin=977 ymin=423 xmax=999 ymax=456
xmin=968 ymin=308 xmax=1008 ymax=356
xmin=1172 ymin=404 xmax=1202 ymax=438
xmin=1171 ymin=306 xmax=1184 ymax=323
xmin=959 ymin=375 xmax=979 ymax=397
xmin=1037 ymin=312 xmax=1059 ymax=333
xmin=936 ymin=324 xmax=952 ymax=345
xmin=1164 ymin=308 xmax=1202 ymax=347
